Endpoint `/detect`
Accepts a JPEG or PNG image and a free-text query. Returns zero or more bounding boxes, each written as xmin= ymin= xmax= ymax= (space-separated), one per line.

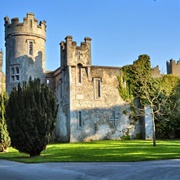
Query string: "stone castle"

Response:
xmin=1 ymin=13 xmax=180 ymax=142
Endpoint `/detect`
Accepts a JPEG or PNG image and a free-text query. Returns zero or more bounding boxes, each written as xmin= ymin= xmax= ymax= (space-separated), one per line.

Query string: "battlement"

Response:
xmin=4 ymin=12 xmax=46 ymax=40
xmin=166 ymin=59 xmax=180 ymax=76
xmin=61 ymin=36 xmax=91 ymax=51
xmin=60 ymin=36 xmax=92 ymax=67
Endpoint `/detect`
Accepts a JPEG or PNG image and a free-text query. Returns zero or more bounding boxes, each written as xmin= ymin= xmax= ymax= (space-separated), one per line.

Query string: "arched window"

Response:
xmin=16 ymin=66 xmax=19 ymax=74
xmin=11 ymin=67 xmax=15 ymax=74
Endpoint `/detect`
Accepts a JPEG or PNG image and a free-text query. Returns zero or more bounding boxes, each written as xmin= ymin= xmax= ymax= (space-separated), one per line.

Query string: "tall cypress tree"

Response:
xmin=6 ymin=78 xmax=58 ymax=157
xmin=0 ymin=93 xmax=10 ymax=152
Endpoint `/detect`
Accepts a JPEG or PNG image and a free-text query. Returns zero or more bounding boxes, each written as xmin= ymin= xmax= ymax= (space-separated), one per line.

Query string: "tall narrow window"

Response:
xmin=15 ymin=67 xmax=20 ymax=81
xmin=30 ymin=20 xmax=33 ymax=28
xmin=16 ymin=66 xmax=19 ymax=74
xmin=94 ymin=78 xmax=101 ymax=99
xmin=77 ymin=64 xmax=82 ymax=84
xmin=78 ymin=111 xmax=82 ymax=127
xmin=12 ymin=67 xmax=15 ymax=74
xmin=60 ymin=79 xmax=63 ymax=98
xmin=97 ymin=79 xmax=101 ymax=98
xmin=29 ymin=41 xmax=33 ymax=55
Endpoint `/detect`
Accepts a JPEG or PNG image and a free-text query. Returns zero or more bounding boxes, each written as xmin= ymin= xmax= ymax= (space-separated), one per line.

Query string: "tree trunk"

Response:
xmin=152 ymin=115 xmax=156 ymax=146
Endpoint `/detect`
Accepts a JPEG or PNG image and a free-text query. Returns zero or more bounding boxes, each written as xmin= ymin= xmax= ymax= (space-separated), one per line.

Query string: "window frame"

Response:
xmin=26 ymin=39 xmax=35 ymax=57
xmin=94 ymin=78 xmax=102 ymax=100
xmin=10 ymin=65 xmax=20 ymax=83
xmin=78 ymin=111 xmax=82 ymax=128
xmin=29 ymin=41 xmax=33 ymax=56
xmin=76 ymin=63 xmax=83 ymax=85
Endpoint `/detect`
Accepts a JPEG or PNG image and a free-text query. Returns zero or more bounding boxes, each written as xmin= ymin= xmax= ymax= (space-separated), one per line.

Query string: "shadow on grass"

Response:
xmin=0 ymin=140 xmax=180 ymax=163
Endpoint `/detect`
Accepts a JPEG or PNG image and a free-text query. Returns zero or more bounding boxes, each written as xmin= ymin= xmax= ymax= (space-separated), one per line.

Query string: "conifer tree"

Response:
xmin=0 ymin=93 xmax=10 ymax=152
xmin=6 ymin=78 xmax=58 ymax=157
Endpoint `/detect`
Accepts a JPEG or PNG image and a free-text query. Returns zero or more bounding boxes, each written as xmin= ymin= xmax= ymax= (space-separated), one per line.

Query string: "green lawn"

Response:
xmin=0 ymin=140 xmax=180 ymax=163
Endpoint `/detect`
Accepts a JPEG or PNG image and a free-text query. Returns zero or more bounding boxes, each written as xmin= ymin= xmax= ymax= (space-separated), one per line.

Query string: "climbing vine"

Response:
xmin=118 ymin=54 xmax=151 ymax=102
xmin=118 ymin=54 xmax=180 ymax=139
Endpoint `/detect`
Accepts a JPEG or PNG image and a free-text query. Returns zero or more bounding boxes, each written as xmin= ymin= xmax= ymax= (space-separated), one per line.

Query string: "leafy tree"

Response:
xmin=118 ymin=54 xmax=169 ymax=146
xmin=131 ymin=55 xmax=163 ymax=146
xmin=155 ymin=75 xmax=180 ymax=139
xmin=6 ymin=78 xmax=58 ymax=157
xmin=0 ymin=93 xmax=10 ymax=152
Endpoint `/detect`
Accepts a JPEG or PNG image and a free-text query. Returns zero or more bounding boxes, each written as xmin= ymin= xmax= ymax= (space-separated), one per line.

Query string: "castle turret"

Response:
xmin=166 ymin=59 xmax=180 ymax=77
xmin=4 ymin=12 xmax=46 ymax=93
xmin=60 ymin=36 xmax=92 ymax=68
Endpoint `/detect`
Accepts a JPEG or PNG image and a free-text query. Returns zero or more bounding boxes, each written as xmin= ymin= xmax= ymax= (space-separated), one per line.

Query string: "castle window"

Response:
xmin=26 ymin=39 xmax=35 ymax=56
xmin=109 ymin=111 xmax=120 ymax=127
xmin=59 ymin=79 xmax=63 ymax=98
xmin=94 ymin=78 xmax=101 ymax=99
xmin=16 ymin=66 xmax=19 ymax=74
xmin=16 ymin=75 xmax=19 ymax=81
xmin=77 ymin=64 xmax=82 ymax=85
xmin=10 ymin=65 xmax=20 ymax=83
xmin=29 ymin=41 xmax=33 ymax=55
xmin=78 ymin=111 xmax=82 ymax=127
xmin=30 ymin=20 xmax=33 ymax=28
xmin=12 ymin=67 xmax=15 ymax=74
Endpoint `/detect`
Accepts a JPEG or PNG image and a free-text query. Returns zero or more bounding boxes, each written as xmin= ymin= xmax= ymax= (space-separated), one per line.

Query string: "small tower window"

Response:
xmin=12 ymin=67 xmax=15 ymax=74
xmin=16 ymin=66 xmax=19 ymax=74
xmin=29 ymin=41 xmax=33 ymax=55
xmin=10 ymin=65 xmax=20 ymax=82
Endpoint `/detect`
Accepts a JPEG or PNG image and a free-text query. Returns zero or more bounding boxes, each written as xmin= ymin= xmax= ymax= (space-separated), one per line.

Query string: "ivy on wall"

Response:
xmin=118 ymin=54 xmax=180 ymax=139
xmin=118 ymin=54 xmax=151 ymax=102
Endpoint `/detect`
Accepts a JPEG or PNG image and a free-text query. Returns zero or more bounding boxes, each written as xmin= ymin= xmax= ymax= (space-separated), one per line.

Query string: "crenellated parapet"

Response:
xmin=4 ymin=12 xmax=46 ymax=41
xmin=166 ymin=59 xmax=180 ymax=76
xmin=60 ymin=36 xmax=92 ymax=67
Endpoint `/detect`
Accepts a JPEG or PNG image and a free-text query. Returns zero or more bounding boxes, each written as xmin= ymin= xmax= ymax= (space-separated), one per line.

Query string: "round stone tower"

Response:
xmin=4 ymin=12 xmax=46 ymax=93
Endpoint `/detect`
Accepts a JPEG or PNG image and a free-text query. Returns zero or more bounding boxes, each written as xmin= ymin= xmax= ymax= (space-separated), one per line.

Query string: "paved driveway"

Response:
xmin=0 ymin=159 xmax=180 ymax=180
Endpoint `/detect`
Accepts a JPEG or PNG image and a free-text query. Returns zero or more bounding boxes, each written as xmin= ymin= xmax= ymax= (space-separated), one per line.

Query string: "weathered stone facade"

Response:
xmin=3 ymin=13 xmax=179 ymax=142
xmin=46 ymin=36 xmax=142 ymax=142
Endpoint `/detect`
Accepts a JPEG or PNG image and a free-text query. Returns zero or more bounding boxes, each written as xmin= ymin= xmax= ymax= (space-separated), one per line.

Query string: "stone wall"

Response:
xmin=69 ymin=65 xmax=142 ymax=142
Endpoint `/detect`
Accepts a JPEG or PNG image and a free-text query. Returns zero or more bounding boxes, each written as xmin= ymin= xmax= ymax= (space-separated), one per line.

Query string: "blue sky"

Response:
xmin=0 ymin=0 xmax=180 ymax=73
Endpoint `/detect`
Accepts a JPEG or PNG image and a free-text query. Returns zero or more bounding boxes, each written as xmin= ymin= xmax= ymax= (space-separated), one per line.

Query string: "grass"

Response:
xmin=0 ymin=140 xmax=180 ymax=163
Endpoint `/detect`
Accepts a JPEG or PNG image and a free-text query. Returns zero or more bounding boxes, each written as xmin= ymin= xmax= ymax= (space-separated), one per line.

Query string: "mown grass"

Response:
xmin=0 ymin=140 xmax=180 ymax=163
